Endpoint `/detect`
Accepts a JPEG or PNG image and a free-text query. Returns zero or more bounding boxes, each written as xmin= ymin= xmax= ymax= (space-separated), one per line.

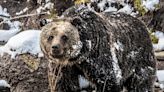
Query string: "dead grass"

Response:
xmin=48 ymin=62 xmax=63 ymax=92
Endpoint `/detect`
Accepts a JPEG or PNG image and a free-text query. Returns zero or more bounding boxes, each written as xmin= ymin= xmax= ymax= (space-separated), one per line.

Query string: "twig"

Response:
xmin=0 ymin=12 xmax=48 ymax=26
xmin=48 ymin=62 xmax=58 ymax=92
xmin=53 ymin=64 xmax=62 ymax=92
xmin=102 ymin=77 xmax=108 ymax=92
xmin=51 ymin=64 xmax=58 ymax=92
xmin=48 ymin=62 xmax=63 ymax=92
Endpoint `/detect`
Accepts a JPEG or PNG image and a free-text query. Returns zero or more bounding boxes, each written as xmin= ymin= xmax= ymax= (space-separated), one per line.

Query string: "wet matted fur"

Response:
xmin=40 ymin=5 xmax=156 ymax=92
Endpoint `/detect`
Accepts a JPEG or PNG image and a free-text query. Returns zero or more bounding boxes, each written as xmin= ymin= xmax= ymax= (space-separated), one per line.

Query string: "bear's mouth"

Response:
xmin=50 ymin=48 xmax=65 ymax=59
xmin=51 ymin=54 xmax=64 ymax=59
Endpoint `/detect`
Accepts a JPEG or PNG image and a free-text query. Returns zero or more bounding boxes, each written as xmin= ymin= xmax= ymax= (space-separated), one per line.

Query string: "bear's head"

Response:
xmin=40 ymin=19 xmax=82 ymax=65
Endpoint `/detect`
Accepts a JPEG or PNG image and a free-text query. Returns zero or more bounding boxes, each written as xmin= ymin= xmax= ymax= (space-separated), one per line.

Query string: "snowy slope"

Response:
xmin=0 ymin=30 xmax=43 ymax=58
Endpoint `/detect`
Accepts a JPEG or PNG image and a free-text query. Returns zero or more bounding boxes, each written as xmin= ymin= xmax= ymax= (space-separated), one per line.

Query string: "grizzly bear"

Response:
xmin=40 ymin=5 xmax=156 ymax=92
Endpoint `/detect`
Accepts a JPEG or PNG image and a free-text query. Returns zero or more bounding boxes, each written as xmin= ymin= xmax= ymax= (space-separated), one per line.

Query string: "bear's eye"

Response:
xmin=47 ymin=36 xmax=54 ymax=41
xmin=61 ymin=35 xmax=68 ymax=42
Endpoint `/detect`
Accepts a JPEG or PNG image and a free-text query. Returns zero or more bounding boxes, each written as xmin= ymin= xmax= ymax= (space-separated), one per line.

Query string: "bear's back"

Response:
xmin=63 ymin=5 xmax=156 ymax=91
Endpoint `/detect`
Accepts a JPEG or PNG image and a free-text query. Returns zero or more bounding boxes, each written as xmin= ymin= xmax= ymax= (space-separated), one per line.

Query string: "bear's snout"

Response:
xmin=51 ymin=44 xmax=64 ymax=58
xmin=52 ymin=44 xmax=61 ymax=52
xmin=52 ymin=44 xmax=61 ymax=53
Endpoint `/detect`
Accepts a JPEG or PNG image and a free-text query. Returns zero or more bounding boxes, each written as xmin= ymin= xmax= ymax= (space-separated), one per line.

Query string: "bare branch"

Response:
xmin=0 ymin=12 xmax=48 ymax=26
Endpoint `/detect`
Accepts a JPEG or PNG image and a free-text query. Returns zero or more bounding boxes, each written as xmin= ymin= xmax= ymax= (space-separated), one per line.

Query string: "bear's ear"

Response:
xmin=70 ymin=17 xmax=82 ymax=27
xmin=39 ymin=19 xmax=48 ymax=27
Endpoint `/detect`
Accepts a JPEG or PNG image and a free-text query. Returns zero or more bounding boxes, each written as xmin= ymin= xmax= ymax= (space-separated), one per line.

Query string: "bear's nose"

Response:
xmin=52 ymin=44 xmax=60 ymax=50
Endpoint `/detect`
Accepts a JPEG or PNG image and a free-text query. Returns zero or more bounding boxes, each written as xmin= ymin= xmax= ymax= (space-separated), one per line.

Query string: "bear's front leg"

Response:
xmin=56 ymin=66 xmax=81 ymax=92
xmin=77 ymin=62 xmax=122 ymax=92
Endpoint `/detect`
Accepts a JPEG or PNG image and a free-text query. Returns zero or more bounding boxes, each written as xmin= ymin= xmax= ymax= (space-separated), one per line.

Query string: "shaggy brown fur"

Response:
xmin=40 ymin=5 xmax=156 ymax=92
xmin=40 ymin=20 xmax=82 ymax=66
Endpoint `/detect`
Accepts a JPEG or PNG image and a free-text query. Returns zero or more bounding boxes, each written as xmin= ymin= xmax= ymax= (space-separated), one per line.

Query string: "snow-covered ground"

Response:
xmin=0 ymin=5 xmax=10 ymax=17
xmin=0 ymin=5 xmax=21 ymax=42
xmin=157 ymin=70 xmax=164 ymax=83
xmin=153 ymin=31 xmax=164 ymax=51
xmin=91 ymin=0 xmax=159 ymax=16
xmin=0 ymin=5 xmax=34 ymax=58
xmin=0 ymin=30 xmax=43 ymax=58
xmin=94 ymin=0 xmax=137 ymax=16
xmin=0 ymin=80 xmax=10 ymax=88
xmin=142 ymin=0 xmax=159 ymax=11
xmin=157 ymin=70 xmax=164 ymax=89
xmin=0 ymin=21 xmax=21 ymax=42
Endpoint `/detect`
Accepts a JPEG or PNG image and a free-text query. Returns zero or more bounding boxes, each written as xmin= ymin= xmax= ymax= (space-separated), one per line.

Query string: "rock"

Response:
xmin=155 ymin=51 xmax=164 ymax=70
xmin=0 ymin=41 xmax=6 ymax=46
xmin=0 ymin=23 xmax=10 ymax=30
xmin=155 ymin=51 xmax=164 ymax=61
xmin=0 ymin=53 xmax=50 ymax=92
